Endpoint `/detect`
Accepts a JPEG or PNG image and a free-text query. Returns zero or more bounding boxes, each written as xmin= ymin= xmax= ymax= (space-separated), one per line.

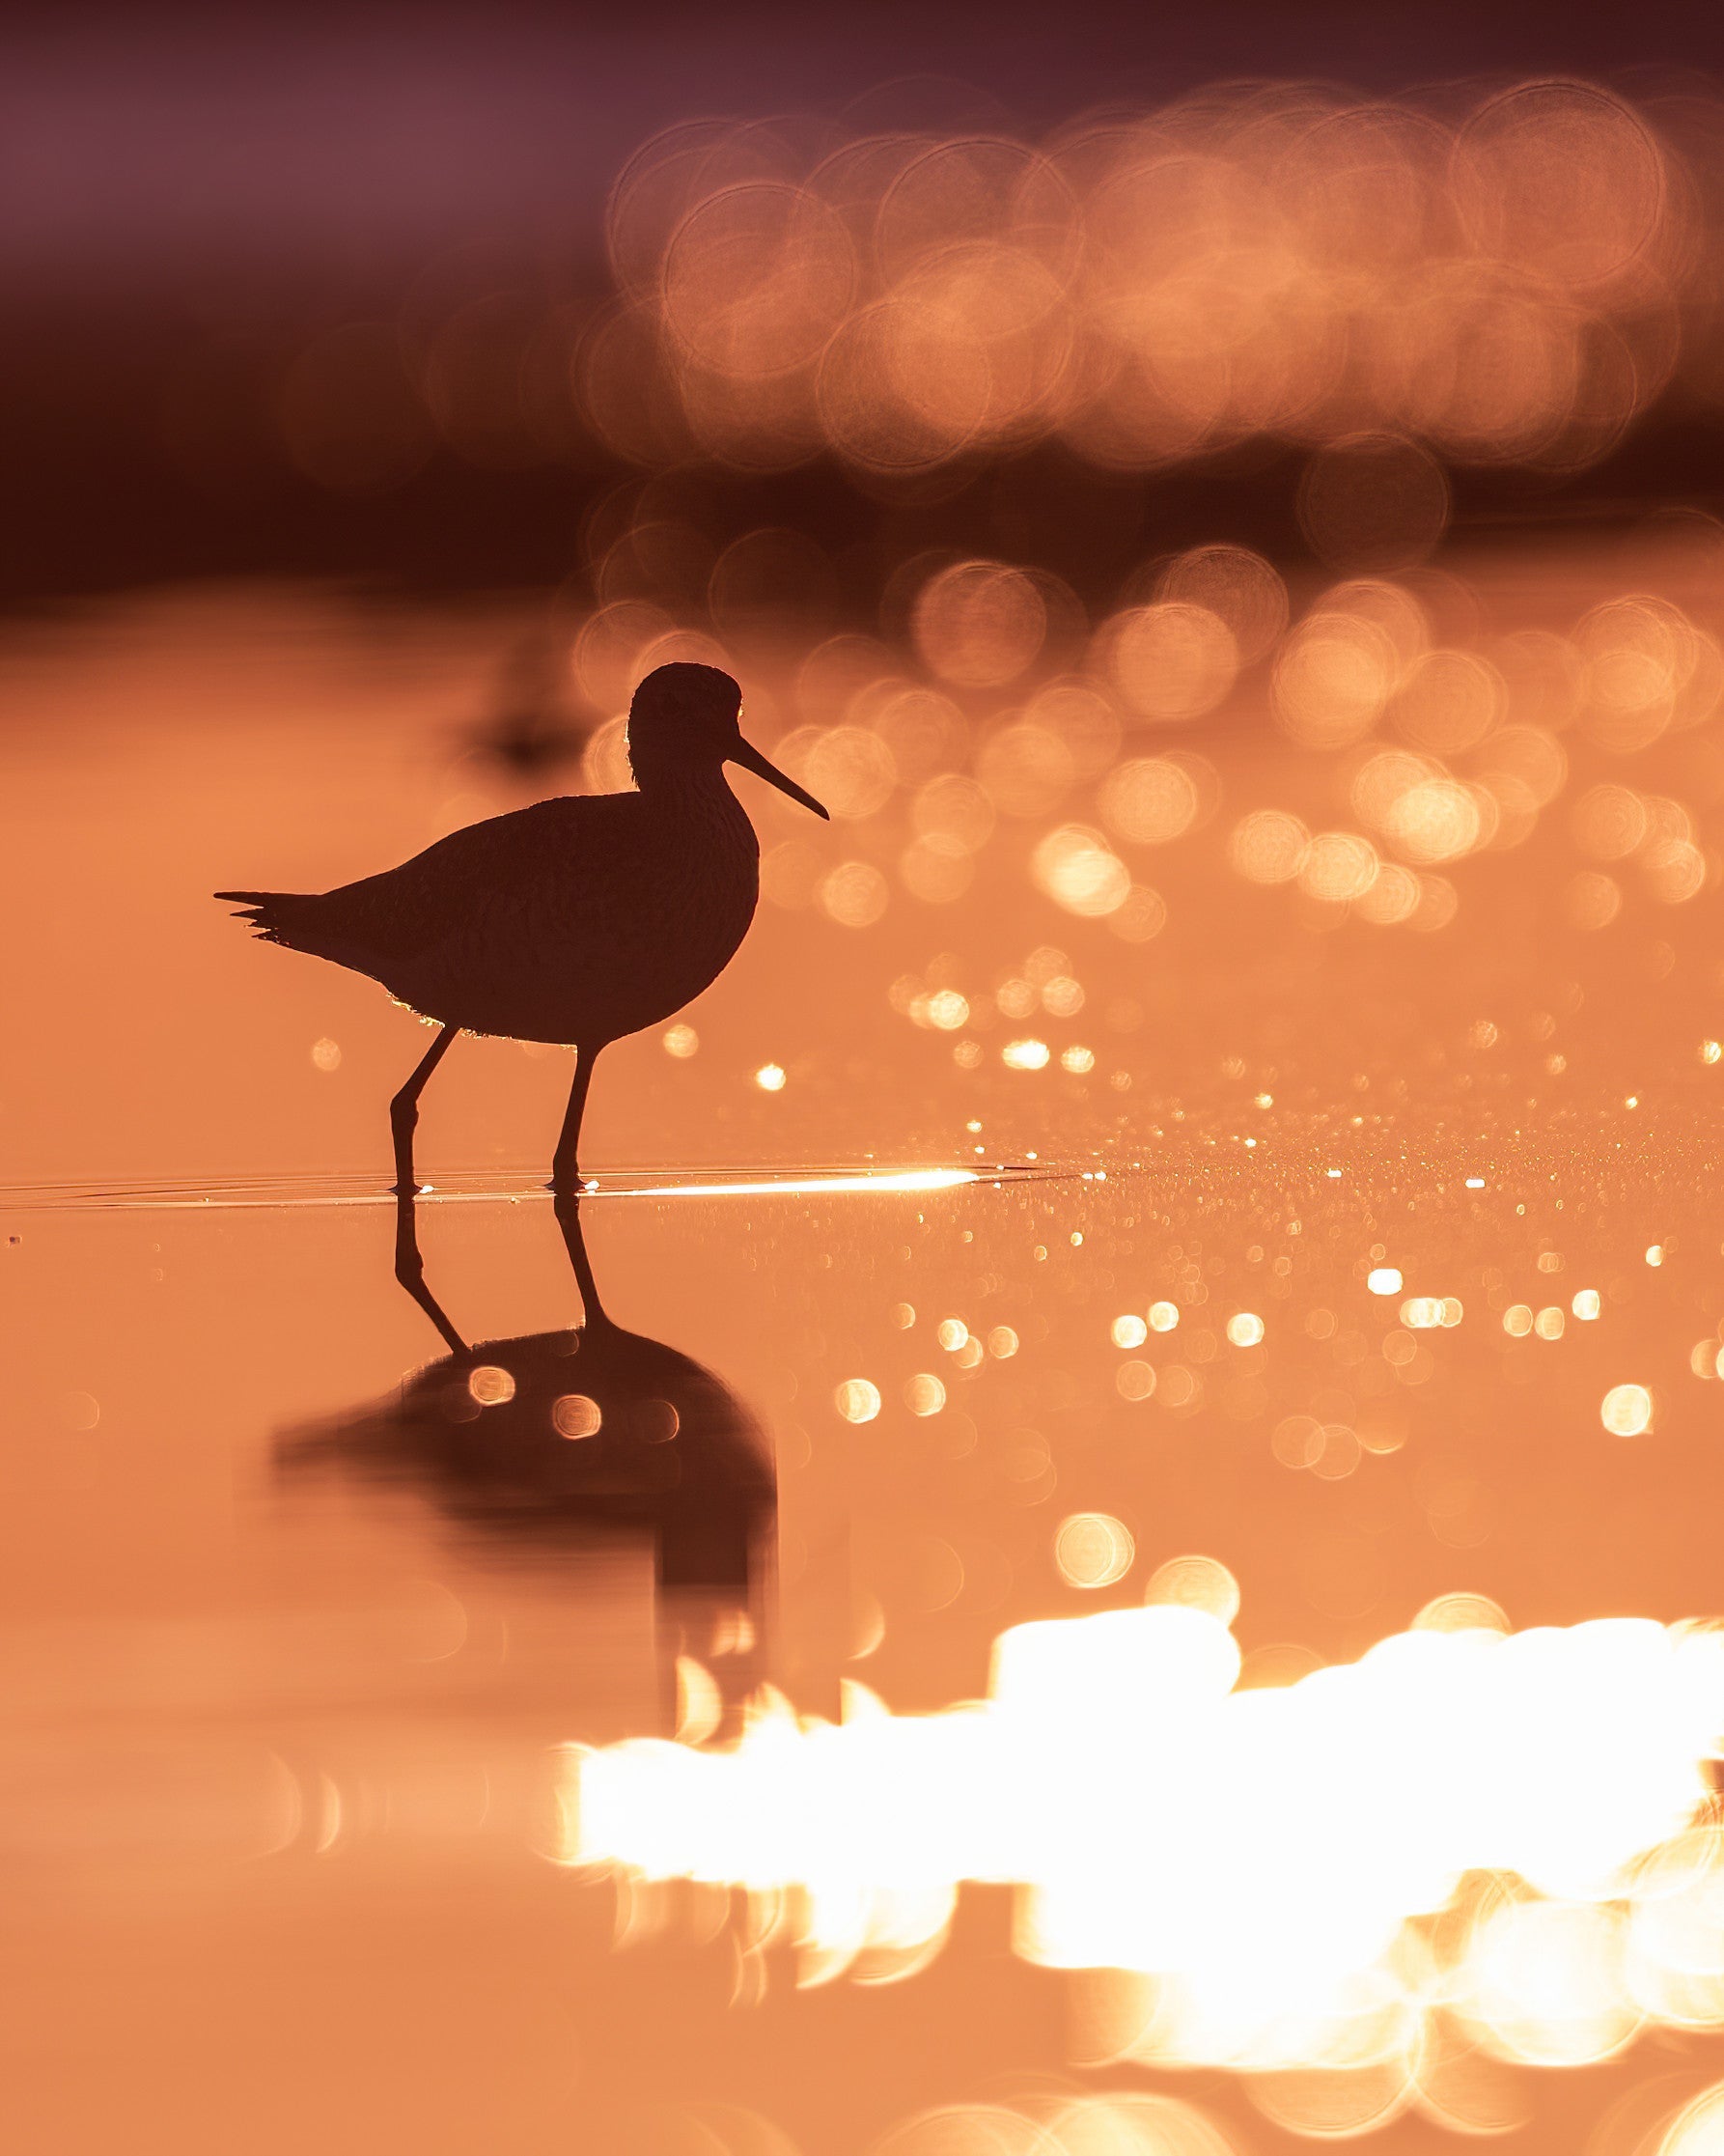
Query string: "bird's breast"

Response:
xmin=612 ymin=804 xmax=756 ymax=969
xmin=546 ymin=787 xmax=760 ymax=1042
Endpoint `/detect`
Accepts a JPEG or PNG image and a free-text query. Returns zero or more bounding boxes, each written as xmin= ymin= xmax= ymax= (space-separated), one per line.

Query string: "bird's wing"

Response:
xmin=306 ymin=794 xmax=642 ymax=969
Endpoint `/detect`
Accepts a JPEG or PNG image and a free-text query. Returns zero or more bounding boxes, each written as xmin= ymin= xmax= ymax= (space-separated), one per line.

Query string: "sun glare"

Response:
xmin=564 ymin=1601 xmax=1724 ymax=2088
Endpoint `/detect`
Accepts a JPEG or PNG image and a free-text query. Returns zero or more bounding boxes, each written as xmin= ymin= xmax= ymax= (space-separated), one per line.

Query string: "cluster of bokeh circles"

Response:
xmin=582 ymin=77 xmax=1724 ymax=490
xmin=565 ymin=518 xmax=1724 ymax=952
xmin=1239 ymin=566 xmax=1720 ymax=929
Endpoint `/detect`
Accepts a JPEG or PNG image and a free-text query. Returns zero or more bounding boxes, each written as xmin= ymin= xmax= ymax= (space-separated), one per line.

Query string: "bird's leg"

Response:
xmin=551 ymin=1187 xmax=610 ymax=1330
xmin=392 ymin=1187 xmax=467 ymax=1358
xmin=389 ymin=1023 xmax=457 ymax=1195
xmin=551 ymin=1044 xmax=600 ymax=1191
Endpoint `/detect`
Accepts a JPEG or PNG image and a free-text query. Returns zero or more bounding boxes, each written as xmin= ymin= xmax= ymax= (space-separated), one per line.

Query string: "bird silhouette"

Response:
xmin=277 ymin=1190 xmax=777 ymax=1707
xmin=217 ymin=662 xmax=828 ymax=1190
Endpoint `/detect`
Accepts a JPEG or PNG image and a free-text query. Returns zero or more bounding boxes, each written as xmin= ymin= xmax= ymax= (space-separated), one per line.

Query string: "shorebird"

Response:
xmin=217 ymin=661 xmax=828 ymax=1190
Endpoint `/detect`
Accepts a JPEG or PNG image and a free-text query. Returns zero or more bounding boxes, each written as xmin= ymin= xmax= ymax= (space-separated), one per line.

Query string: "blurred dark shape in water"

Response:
xmin=467 ymin=623 xmax=589 ymax=779
xmin=277 ymin=1191 xmax=776 ymax=1604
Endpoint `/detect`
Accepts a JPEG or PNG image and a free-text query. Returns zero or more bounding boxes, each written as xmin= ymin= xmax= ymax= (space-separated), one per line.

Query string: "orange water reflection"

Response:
xmin=7 ymin=530 xmax=1724 ymax=2150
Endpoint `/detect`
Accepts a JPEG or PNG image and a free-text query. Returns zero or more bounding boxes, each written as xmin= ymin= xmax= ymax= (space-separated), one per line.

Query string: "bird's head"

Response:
xmin=626 ymin=662 xmax=828 ymax=818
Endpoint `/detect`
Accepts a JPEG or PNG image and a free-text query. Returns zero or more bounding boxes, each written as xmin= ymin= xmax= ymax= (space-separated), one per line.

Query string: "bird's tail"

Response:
xmin=214 ymin=890 xmax=314 ymax=946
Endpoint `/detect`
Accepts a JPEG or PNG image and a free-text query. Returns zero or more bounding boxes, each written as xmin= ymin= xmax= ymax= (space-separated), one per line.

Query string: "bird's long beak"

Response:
xmin=729 ymin=736 xmax=830 ymax=820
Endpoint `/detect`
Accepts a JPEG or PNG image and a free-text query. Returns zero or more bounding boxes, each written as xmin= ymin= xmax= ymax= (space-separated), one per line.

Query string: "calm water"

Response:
xmin=4 ymin=559 xmax=1724 ymax=2154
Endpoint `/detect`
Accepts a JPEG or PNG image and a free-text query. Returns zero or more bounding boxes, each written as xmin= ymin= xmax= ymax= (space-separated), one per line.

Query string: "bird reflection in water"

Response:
xmin=279 ymin=1190 xmax=776 ymax=1722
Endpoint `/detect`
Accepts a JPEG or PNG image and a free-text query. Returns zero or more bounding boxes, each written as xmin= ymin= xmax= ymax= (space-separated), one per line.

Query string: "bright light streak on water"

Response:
xmin=0 ymin=1164 xmax=989 ymax=1212
xmin=563 ymin=1604 xmax=1724 ymax=2083
xmin=598 ymin=1168 xmax=979 ymax=1201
